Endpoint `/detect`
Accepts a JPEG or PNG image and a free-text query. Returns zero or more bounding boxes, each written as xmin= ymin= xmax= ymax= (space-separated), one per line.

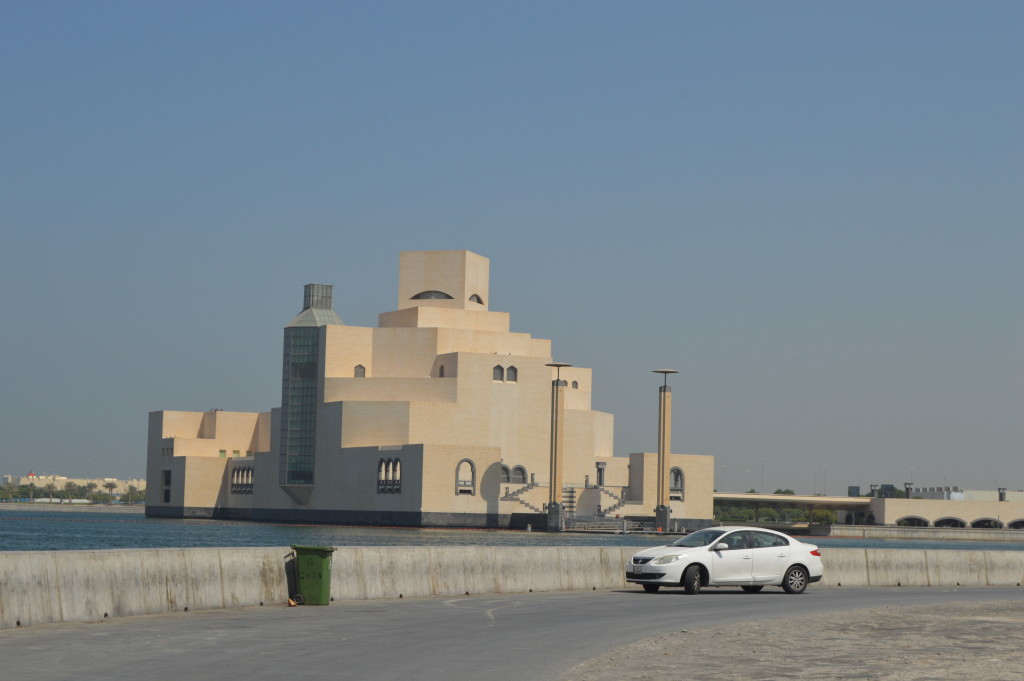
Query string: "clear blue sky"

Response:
xmin=2 ymin=2 xmax=1020 ymax=494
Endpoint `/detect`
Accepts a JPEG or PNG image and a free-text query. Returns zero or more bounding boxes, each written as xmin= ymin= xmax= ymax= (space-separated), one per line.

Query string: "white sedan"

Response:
xmin=626 ymin=526 xmax=824 ymax=594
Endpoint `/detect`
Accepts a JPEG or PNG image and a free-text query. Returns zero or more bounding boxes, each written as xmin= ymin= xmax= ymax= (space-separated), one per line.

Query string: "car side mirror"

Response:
xmin=713 ymin=542 xmax=729 ymax=551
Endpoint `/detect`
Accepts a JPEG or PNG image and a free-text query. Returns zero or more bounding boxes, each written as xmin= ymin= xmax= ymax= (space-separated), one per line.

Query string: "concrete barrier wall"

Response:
xmin=2 ymin=546 xmax=1022 ymax=629
xmin=819 ymin=548 xmax=1024 ymax=587
xmin=0 ymin=547 xmax=293 ymax=630
xmin=824 ymin=526 xmax=1024 ymax=542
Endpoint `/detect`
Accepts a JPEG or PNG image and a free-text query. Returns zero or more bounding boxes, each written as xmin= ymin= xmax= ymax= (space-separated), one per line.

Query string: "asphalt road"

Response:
xmin=5 ymin=586 xmax=1023 ymax=681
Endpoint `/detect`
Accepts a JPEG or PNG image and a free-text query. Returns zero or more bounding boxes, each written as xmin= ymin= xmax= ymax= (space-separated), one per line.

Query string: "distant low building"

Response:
xmin=840 ymin=484 xmax=1024 ymax=528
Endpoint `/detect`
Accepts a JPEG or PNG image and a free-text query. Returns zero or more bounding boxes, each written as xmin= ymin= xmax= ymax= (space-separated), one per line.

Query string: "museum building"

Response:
xmin=145 ymin=250 xmax=714 ymax=529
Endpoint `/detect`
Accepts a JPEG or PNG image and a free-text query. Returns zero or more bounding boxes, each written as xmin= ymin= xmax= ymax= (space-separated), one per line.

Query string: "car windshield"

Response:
xmin=670 ymin=529 xmax=727 ymax=548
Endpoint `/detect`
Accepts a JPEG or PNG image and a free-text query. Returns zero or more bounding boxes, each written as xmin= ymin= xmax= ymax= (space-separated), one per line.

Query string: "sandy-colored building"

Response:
xmin=145 ymin=250 xmax=714 ymax=529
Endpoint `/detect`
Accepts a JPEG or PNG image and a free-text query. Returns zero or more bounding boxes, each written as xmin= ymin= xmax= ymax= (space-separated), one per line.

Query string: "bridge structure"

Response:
xmin=714 ymin=492 xmax=871 ymax=523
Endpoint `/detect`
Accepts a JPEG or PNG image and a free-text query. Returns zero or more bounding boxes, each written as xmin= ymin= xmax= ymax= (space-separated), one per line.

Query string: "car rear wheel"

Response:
xmin=643 ymin=584 xmax=660 ymax=593
xmin=683 ymin=565 xmax=702 ymax=595
xmin=782 ymin=566 xmax=808 ymax=594
xmin=741 ymin=585 xmax=764 ymax=593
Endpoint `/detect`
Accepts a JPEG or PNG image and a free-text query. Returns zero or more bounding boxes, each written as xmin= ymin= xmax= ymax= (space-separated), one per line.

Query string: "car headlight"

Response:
xmin=652 ymin=555 xmax=681 ymax=565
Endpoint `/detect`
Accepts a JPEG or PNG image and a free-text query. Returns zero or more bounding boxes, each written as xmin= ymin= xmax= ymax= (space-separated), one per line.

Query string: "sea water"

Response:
xmin=1 ymin=508 xmax=1022 ymax=552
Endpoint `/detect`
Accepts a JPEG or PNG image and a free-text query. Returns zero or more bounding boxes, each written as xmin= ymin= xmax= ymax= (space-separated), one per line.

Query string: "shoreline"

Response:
xmin=0 ymin=502 xmax=145 ymax=514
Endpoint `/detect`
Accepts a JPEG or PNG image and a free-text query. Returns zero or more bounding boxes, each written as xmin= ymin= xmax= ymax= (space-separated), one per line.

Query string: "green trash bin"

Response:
xmin=291 ymin=545 xmax=336 ymax=605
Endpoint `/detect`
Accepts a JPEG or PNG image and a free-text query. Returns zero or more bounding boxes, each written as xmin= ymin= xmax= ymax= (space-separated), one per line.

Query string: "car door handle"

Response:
xmin=742 ymin=555 xmax=751 ymax=560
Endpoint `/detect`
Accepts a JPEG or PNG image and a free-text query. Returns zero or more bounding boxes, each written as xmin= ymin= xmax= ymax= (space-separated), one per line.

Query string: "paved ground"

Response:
xmin=4 ymin=587 xmax=1024 ymax=681
xmin=561 ymin=599 xmax=1024 ymax=681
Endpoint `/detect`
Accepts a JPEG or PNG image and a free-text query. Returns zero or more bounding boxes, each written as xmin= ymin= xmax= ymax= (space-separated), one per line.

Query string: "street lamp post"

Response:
xmin=545 ymin=362 xmax=572 ymax=532
xmin=653 ymin=369 xmax=678 ymax=533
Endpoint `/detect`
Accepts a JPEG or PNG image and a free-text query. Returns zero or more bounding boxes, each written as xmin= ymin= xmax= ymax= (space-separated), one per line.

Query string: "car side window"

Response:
xmin=751 ymin=531 xmax=779 ymax=548
xmin=722 ymin=531 xmax=749 ymax=550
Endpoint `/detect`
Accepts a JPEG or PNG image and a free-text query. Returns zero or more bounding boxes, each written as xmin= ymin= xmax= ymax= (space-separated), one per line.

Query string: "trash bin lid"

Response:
xmin=291 ymin=545 xmax=336 ymax=552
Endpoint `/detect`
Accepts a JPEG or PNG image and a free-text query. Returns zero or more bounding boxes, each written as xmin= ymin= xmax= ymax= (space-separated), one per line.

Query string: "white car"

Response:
xmin=626 ymin=526 xmax=823 ymax=594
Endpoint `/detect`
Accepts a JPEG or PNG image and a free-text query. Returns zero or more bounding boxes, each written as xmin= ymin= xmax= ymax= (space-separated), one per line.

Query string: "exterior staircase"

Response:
xmin=595 ymin=485 xmax=629 ymax=515
xmin=500 ymin=480 xmax=543 ymax=513
xmin=562 ymin=487 xmax=576 ymax=516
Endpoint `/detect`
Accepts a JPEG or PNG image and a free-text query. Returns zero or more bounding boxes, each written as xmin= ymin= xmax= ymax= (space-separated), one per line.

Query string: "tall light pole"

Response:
xmin=653 ymin=369 xmax=678 ymax=533
xmin=545 ymin=362 xmax=571 ymax=532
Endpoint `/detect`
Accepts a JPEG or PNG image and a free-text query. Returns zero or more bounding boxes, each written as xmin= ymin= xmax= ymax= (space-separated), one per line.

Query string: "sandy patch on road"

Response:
xmin=560 ymin=600 xmax=1024 ymax=681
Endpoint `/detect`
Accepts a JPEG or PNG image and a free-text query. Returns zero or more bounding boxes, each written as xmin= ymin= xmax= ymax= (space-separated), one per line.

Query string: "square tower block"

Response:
xmin=397 ymin=250 xmax=490 ymax=311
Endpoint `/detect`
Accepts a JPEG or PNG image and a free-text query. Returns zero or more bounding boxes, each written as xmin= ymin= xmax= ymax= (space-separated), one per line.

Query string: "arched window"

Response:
xmin=438 ymin=364 xmax=445 ymax=378
xmin=456 ymin=459 xmax=476 ymax=495
xmin=469 ymin=294 xmax=484 ymax=304
xmin=355 ymin=364 xmax=366 ymax=378
xmin=492 ymin=365 xmax=504 ymax=381
xmin=379 ymin=458 xmax=402 ymax=493
xmin=506 ymin=366 xmax=518 ymax=382
xmin=500 ymin=465 xmax=511 ymax=484
xmin=511 ymin=466 xmax=527 ymax=485
xmin=670 ymin=467 xmax=684 ymax=501
xmin=571 ymin=380 xmax=579 ymax=389
xmin=412 ymin=290 xmax=453 ymax=299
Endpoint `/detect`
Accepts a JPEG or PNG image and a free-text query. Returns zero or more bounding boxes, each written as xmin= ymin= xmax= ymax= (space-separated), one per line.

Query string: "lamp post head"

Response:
xmin=652 ymin=369 xmax=678 ymax=386
xmin=546 ymin=362 xmax=572 ymax=380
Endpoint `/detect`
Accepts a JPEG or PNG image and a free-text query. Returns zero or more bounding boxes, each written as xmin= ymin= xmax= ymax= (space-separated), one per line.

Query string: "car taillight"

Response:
xmin=810 ymin=549 xmax=821 ymax=556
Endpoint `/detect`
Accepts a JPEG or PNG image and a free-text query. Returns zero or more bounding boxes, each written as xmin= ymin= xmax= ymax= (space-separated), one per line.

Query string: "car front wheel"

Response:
xmin=683 ymin=565 xmax=702 ymax=595
xmin=782 ymin=566 xmax=809 ymax=594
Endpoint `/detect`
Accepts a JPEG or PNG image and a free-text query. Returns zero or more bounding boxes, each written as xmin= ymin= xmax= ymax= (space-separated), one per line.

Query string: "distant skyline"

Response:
xmin=1 ymin=2 xmax=1020 ymax=494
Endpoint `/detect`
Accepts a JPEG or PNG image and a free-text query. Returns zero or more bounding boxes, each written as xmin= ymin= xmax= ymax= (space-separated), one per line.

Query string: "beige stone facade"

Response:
xmin=145 ymin=250 xmax=715 ymax=528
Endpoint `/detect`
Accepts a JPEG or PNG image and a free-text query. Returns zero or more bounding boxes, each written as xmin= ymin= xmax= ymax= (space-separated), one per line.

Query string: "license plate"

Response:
xmin=632 ymin=565 xmax=642 ymax=575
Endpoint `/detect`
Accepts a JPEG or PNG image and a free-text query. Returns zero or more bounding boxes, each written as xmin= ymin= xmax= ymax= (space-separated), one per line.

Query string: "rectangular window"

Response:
xmin=219 ymin=450 xmax=227 ymax=458
xmin=163 ymin=489 xmax=171 ymax=503
xmin=162 ymin=470 xmax=171 ymax=486
xmin=233 ymin=450 xmax=240 ymax=457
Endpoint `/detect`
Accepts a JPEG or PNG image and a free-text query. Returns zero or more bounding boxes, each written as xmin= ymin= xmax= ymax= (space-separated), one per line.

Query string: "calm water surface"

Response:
xmin=2 ymin=508 xmax=1023 ymax=552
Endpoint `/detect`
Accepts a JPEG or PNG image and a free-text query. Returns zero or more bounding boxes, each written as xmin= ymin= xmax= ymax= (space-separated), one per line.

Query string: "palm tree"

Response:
xmin=86 ymin=482 xmax=98 ymax=502
xmin=103 ymin=481 xmax=118 ymax=504
xmin=27 ymin=483 xmax=37 ymax=502
xmin=123 ymin=485 xmax=141 ymax=504
xmin=44 ymin=481 xmax=57 ymax=503
xmin=63 ymin=480 xmax=78 ymax=503
xmin=3 ymin=479 xmax=17 ymax=502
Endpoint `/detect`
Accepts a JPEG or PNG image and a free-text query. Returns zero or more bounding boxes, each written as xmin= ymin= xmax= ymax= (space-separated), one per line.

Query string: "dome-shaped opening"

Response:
xmin=412 ymin=290 xmax=453 ymax=300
